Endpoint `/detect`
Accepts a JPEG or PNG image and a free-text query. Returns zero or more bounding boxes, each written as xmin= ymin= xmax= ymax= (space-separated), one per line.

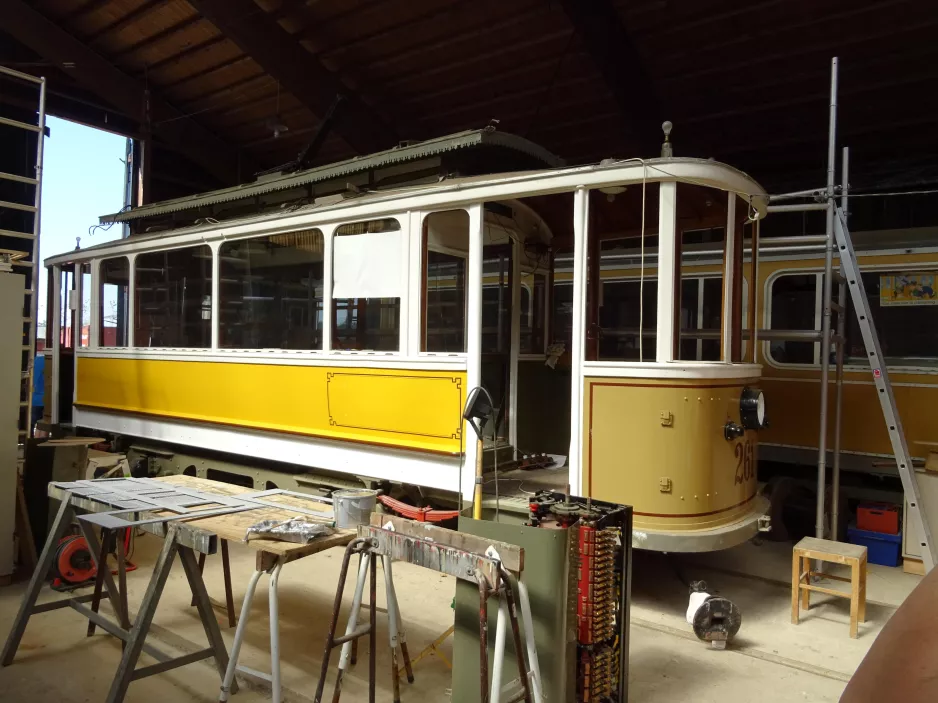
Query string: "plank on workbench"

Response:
xmin=155 ymin=475 xmax=355 ymax=560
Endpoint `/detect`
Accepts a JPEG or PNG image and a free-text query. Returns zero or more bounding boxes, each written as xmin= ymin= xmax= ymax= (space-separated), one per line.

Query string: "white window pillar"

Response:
xmin=322 ymin=225 xmax=334 ymax=352
xmin=50 ymin=265 xmax=61 ymax=424
xmin=462 ymin=203 xmax=484 ymax=501
xmin=399 ymin=211 xmax=412 ymax=355
xmin=656 ymin=181 xmax=678 ymax=362
xmin=89 ymin=260 xmax=99 ymax=350
xmin=127 ymin=253 xmax=136 ymax=348
xmin=407 ymin=211 xmax=424 ymax=355
xmin=722 ymin=193 xmax=737 ymax=361
xmin=508 ymin=236 xmax=521 ymax=453
xmin=569 ymin=187 xmax=589 ymax=493
xmin=210 ymin=241 xmax=220 ymax=350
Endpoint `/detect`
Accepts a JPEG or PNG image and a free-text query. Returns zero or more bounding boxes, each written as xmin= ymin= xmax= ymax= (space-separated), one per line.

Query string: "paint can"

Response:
xmin=333 ymin=488 xmax=378 ymax=528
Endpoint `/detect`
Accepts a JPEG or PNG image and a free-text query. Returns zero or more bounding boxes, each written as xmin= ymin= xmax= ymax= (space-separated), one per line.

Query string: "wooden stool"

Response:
xmin=791 ymin=537 xmax=867 ymax=638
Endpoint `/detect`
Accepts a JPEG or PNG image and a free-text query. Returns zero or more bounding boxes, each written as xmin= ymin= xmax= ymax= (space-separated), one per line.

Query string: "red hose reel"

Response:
xmin=51 ymin=529 xmax=138 ymax=589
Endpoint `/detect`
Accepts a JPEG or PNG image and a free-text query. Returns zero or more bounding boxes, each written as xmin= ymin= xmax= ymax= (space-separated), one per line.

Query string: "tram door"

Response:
xmin=422 ymin=210 xmax=518 ymax=452
xmin=48 ymin=263 xmax=77 ymax=425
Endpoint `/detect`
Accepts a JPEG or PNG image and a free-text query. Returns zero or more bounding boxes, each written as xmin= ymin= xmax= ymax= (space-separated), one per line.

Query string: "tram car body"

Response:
xmin=757 ymin=228 xmax=938 ymax=473
xmin=44 ymin=133 xmax=773 ymax=553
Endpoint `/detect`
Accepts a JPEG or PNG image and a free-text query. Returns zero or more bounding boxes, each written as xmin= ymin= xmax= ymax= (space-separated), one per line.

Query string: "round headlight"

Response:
xmin=740 ymin=387 xmax=767 ymax=430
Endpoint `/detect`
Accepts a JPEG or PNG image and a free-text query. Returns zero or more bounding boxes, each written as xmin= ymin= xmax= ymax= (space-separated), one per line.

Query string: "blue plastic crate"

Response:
xmin=846 ymin=524 xmax=902 ymax=567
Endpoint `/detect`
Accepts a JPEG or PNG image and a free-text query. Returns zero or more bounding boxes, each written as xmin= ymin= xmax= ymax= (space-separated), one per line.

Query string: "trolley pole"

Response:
xmin=815 ymin=57 xmax=838 ymax=540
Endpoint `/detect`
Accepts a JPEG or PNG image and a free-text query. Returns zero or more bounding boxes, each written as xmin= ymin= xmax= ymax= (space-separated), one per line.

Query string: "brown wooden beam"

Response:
xmin=86 ymin=0 xmax=171 ymax=46
xmin=111 ymin=14 xmax=205 ymax=62
xmin=190 ymin=0 xmax=398 ymax=155
xmin=560 ymin=0 xmax=661 ymax=153
xmin=5 ymin=0 xmax=248 ymax=184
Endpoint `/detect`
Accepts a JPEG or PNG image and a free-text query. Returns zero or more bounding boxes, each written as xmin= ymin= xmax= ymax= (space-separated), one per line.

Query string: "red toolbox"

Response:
xmin=857 ymin=503 xmax=900 ymax=535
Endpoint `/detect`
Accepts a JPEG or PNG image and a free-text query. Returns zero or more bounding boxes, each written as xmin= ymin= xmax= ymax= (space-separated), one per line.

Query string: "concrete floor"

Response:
xmin=0 ymin=532 xmax=922 ymax=702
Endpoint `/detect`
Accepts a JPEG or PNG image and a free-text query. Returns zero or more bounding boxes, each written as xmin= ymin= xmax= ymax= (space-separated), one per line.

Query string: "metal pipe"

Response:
xmin=369 ymin=551 xmax=377 ymax=703
xmin=490 ymin=593 xmax=508 ymax=703
xmin=337 ymin=553 xmax=370 ymax=671
xmin=768 ymin=187 xmax=826 ymax=202
xmin=816 ymin=56 xmax=839 ymax=541
xmin=516 ymin=581 xmax=544 ymax=703
xmin=219 ymin=569 xmax=263 ymax=702
xmin=383 ymin=556 xmax=401 ymax=702
xmin=315 ymin=539 xmax=365 ymax=703
xmin=750 ymin=219 xmax=760 ymax=362
xmin=767 ymin=203 xmax=829 ymax=213
xmin=477 ymin=573 xmax=491 ymax=703
xmin=269 ymin=563 xmax=283 ymax=703
xmin=831 ymin=146 xmax=849 ymax=541
xmin=0 ymin=65 xmax=45 ymax=84
xmin=500 ymin=570 xmax=533 ymax=703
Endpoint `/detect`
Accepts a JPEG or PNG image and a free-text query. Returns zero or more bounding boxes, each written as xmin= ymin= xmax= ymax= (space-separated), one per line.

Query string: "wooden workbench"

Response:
xmin=3 ymin=474 xmax=357 ymax=703
xmin=154 ymin=474 xmax=356 ymax=569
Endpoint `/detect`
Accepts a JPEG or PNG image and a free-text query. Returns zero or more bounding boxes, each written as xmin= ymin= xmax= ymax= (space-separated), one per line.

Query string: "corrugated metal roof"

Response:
xmin=101 ymin=128 xmax=564 ymax=224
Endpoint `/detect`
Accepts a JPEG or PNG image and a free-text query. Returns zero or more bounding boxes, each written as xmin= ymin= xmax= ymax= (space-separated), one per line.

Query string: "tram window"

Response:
xmin=78 ymin=263 xmax=91 ymax=348
xmin=135 ymin=245 xmax=212 ymax=348
xmin=700 ymin=277 xmax=723 ymax=361
xmin=482 ymin=246 xmax=512 ymax=354
xmin=333 ymin=218 xmax=402 ymax=351
xmin=423 ymin=210 xmax=468 ymax=353
xmin=424 ymin=251 xmax=466 ymax=352
xmin=768 ymin=274 xmax=817 ymax=364
xmin=99 ymin=257 xmax=129 ymax=347
xmin=59 ymin=267 xmax=74 ymax=350
xmin=677 ymin=278 xmax=699 ymax=360
xmin=219 ymin=229 xmax=324 ymax=350
xmin=552 ymin=280 xmax=573 ymax=351
xmin=598 ymin=280 xmax=657 ymax=361
xmin=846 ymin=271 xmax=938 ymax=367
xmin=520 ymin=273 xmax=547 ymax=354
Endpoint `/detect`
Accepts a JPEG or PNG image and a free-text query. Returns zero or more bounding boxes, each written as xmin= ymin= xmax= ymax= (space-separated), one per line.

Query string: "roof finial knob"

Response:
xmin=661 ymin=120 xmax=674 ymax=158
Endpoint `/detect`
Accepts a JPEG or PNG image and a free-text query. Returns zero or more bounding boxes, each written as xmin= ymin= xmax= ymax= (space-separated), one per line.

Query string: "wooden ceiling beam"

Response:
xmin=560 ymin=0 xmax=661 ymax=152
xmin=5 ymin=0 xmax=249 ymax=184
xmin=189 ymin=0 xmax=399 ymax=155
xmin=143 ymin=34 xmax=229 ymax=75
xmin=86 ymin=0 xmax=171 ymax=46
xmin=111 ymin=14 xmax=205 ymax=62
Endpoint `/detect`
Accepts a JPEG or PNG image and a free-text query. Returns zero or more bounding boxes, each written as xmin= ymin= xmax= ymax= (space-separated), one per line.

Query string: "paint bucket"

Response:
xmin=333 ymin=489 xmax=378 ymax=529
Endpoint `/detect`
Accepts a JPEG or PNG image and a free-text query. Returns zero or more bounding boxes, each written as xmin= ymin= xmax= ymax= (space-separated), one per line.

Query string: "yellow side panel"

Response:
xmin=76 ymin=357 xmax=466 ymax=454
xmin=584 ymin=378 xmax=759 ymax=532
xmin=760 ymin=378 xmax=938 ymax=456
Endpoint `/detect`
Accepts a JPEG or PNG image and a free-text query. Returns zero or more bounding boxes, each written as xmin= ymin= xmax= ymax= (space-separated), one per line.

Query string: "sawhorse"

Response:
xmin=315 ymin=515 xmax=543 ymax=703
xmin=1 ymin=488 xmax=235 ymax=703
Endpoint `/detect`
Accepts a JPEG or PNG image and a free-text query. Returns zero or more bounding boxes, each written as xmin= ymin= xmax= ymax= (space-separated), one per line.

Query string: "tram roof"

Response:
xmin=49 ymin=156 xmax=767 ymax=266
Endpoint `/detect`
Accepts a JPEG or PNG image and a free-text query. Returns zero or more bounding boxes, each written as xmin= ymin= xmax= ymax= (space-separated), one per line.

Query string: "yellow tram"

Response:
xmin=44 ymin=133 xmax=774 ymax=552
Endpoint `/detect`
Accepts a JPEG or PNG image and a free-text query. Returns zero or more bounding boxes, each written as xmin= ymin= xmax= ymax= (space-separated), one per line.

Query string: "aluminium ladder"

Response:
xmin=0 ymin=66 xmax=46 ymax=440
xmin=831 ymin=208 xmax=937 ymax=573
xmin=767 ymin=57 xmax=936 ymax=574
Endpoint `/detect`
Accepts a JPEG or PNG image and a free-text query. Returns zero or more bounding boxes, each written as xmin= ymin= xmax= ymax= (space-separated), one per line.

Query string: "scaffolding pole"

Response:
xmin=830 ymin=146 xmax=849 ymax=541
xmin=815 ymin=57 xmax=838 ymax=541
